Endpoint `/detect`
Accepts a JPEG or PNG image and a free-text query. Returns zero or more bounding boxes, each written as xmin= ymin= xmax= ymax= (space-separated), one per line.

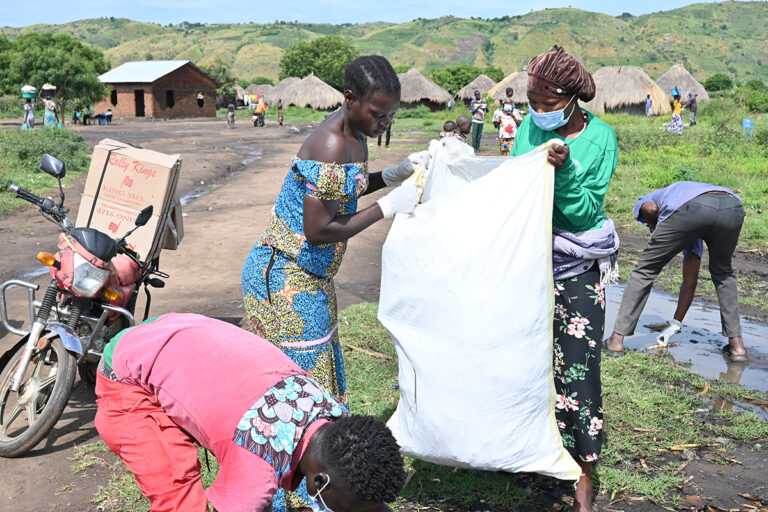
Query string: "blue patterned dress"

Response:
xmin=243 ymin=157 xmax=368 ymax=401
xmin=242 ymin=158 xmax=367 ymax=510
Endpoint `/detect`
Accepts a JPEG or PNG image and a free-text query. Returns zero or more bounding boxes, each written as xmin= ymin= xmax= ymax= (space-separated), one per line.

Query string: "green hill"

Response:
xmin=2 ymin=2 xmax=767 ymax=84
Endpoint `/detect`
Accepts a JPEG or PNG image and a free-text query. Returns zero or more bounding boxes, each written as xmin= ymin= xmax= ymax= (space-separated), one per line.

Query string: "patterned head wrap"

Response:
xmin=527 ymin=46 xmax=596 ymax=102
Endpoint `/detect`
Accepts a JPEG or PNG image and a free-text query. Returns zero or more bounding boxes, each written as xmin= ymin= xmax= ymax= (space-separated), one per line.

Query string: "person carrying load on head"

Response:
xmin=94 ymin=313 xmax=406 ymax=512
xmin=241 ymin=55 xmax=429 ymax=511
xmin=507 ymin=45 xmax=620 ymax=512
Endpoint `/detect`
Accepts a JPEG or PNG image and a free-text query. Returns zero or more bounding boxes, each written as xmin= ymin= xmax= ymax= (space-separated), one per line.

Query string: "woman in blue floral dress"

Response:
xmin=242 ymin=55 xmax=428 ymax=511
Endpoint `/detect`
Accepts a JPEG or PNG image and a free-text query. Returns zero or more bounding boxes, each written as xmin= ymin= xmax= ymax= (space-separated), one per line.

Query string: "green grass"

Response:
xmin=90 ymin=303 xmax=767 ymax=511
xmin=0 ymin=127 xmax=91 ymax=214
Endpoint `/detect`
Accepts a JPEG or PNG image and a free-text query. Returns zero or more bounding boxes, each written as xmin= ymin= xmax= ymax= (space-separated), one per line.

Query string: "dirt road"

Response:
xmin=0 ymin=117 xmax=404 ymax=511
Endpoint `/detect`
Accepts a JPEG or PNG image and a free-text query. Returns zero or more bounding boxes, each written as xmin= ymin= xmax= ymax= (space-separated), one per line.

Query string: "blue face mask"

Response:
xmin=310 ymin=476 xmax=335 ymax=512
xmin=529 ymin=95 xmax=577 ymax=131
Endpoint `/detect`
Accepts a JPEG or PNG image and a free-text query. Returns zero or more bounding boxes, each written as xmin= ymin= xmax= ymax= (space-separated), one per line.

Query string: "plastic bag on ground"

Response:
xmin=378 ymin=138 xmax=580 ymax=481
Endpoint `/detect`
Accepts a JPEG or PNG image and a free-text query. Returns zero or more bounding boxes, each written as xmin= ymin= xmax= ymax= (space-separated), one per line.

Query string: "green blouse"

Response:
xmin=509 ymin=110 xmax=618 ymax=233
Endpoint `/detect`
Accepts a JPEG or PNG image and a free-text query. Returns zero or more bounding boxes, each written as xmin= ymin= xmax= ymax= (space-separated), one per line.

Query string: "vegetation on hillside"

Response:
xmin=2 ymin=2 xmax=766 ymax=85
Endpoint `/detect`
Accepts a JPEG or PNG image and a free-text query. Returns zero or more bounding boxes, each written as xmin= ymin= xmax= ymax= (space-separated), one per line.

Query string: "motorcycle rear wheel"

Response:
xmin=0 ymin=336 xmax=77 ymax=457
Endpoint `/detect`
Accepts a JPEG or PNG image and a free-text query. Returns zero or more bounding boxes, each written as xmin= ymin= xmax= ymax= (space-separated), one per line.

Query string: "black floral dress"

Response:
xmin=553 ymin=264 xmax=605 ymax=462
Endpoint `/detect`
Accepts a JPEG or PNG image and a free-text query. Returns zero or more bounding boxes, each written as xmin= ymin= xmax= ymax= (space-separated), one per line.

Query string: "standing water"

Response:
xmin=605 ymin=284 xmax=768 ymax=392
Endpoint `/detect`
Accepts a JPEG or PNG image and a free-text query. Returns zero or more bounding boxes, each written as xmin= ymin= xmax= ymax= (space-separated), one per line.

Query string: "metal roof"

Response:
xmin=98 ymin=60 xmax=211 ymax=84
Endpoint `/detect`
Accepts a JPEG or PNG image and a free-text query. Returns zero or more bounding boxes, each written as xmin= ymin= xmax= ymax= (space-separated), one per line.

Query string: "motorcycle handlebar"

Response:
xmin=10 ymin=184 xmax=45 ymax=208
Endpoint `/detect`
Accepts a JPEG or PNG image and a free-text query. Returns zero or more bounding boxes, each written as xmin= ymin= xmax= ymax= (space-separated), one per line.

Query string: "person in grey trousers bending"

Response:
xmin=604 ymin=181 xmax=748 ymax=360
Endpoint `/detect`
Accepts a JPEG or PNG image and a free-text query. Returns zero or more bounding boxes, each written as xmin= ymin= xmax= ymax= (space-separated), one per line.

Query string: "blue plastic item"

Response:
xmin=743 ymin=118 xmax=754 ymax=138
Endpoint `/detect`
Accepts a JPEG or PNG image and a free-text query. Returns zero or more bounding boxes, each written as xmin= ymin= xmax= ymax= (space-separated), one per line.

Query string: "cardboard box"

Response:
xmin=162 ymin=198 xmax=184 ymax=250
xmin=77 ymin=139 xmax=183 ymax=261
xmin=83 ymin=139 xmax=181 ymax=213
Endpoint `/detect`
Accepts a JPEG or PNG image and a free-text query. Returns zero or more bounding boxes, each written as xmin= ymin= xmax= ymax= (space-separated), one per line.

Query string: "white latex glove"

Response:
xmin=656 ymin=319 xmax=682 ymax=346
xmin=376 ymin=182 xmax=420 ymax=219
xmin=381 ymin=150 xmax=430 ymax=186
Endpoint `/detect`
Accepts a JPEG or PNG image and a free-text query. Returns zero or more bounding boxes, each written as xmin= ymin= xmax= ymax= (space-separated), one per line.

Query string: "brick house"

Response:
xmin=95 ymin=60 xmax=217 ymax=118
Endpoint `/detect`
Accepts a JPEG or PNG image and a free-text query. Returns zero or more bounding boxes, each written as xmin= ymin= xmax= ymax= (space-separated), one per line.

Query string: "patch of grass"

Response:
xmin=0 ymin=127 xmax=91 ymax=214
xmin=70 ymin=440 xmax=110 ymax=474
xmin=91 ymin=303 xmax=767 ymax=510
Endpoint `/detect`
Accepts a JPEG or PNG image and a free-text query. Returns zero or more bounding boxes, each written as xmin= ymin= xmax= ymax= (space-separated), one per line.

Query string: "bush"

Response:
xmin=394 ymin=105 xmax=432 ymax=118
xmin=703 ymin=72 xmax=733 ymax=92
xmin=0 ymin=127 xmax=91 ymax=213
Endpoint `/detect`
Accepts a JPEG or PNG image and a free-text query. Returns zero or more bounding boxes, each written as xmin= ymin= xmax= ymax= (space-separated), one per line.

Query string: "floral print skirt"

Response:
xmin=242 ymin=245 xmax=348 ymax=511
xmin=499 ymin=138 xmax=513 ymax=156
xmin=553 ymin=264 xmax=605 ymax=462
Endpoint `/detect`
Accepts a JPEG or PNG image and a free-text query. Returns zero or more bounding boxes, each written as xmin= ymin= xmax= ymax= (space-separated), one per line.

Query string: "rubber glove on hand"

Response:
xmin=381 ymin=150 xmax=430 ymax=186
xmin=376 ymin=182 xmax=420 ymax=219
xmin=656 ymin=319 xmax=682 ymax=346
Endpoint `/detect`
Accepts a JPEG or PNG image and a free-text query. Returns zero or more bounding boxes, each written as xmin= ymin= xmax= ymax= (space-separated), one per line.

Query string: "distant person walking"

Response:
xmin=645 ymin=94 xmax=653 ymax=117
xmin=277 ymin=98 xmax=284 ymax=126
xmin=687 ymin=93 xmax=698 ymax=126
xmin=23 ymin=98 xmax=35 ymax=129
xmin=469 ymin=89 xmax=488 ymax=151
xmin=605 ymin=181 xmax=747 ymax=361
xmin=377 ymin=118 xmax=393 ymax=148
xmin=492 ymin=92 xmax=522 ymax=156
xmin=42 ymin=97 xmax=59 ymax=127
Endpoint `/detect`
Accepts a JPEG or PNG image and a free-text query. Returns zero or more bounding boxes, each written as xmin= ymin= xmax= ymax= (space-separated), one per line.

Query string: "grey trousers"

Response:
xmin=613 ymin=192 xmax=745 ymax=338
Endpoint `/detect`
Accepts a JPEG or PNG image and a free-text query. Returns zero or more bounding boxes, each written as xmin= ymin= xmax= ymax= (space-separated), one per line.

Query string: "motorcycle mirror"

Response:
xmin=135 ymin=206 xmax=153 ymax=227
xmin=39 ymin=154 xmax=66 ymax=179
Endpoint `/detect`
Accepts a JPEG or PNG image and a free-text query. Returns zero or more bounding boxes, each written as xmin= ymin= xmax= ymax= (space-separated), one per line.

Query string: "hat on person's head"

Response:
xmin=527 ymin=46 xmax=595 ymax=102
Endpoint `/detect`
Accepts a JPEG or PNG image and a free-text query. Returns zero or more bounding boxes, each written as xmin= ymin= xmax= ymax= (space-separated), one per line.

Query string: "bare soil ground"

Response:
xmin=0 ymin=117 xmax=765 ymax=511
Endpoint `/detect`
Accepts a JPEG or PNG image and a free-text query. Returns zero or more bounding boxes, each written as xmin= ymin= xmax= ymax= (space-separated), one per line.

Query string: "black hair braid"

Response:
xmin=343 ymin=55 xmax=401 ymax=100
xmin=321 ymin=415 xmax=406 ymax=502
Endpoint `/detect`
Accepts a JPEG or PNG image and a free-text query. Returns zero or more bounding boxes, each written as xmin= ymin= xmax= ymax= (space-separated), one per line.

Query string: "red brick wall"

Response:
xmin=95 ymin=63 xmax=216 ymax=118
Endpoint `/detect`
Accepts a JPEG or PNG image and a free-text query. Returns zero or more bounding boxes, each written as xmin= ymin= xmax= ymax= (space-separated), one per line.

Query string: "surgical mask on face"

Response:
xmin=309 ymin=476 xmax=335 ymax=512
xmin=503 ymin=103 xmax=514 ymax=112
xmin=529 ymin=95 xmax=577 ymax=131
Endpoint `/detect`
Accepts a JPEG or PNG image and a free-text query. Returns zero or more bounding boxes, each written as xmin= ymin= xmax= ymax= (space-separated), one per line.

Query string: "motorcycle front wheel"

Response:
xmin=0 ymin=336 xmax=77 ymax=457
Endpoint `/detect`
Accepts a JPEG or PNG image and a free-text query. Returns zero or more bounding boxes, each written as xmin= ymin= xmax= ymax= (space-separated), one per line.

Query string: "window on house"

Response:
xmin=110 ymin=89 xmax=118 ymax=106
xmin=197 ymin=91 xmax=205 ymax=108
xmin=166 ymin=90 xmax=175 ymax=108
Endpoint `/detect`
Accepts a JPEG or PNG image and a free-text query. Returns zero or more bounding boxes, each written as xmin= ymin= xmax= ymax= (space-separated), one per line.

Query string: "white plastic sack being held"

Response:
xmin=379 ymin=139 xmax=580 ymax=481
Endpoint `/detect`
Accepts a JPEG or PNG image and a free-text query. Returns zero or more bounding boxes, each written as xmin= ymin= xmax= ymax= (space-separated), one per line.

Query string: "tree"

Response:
xmin=703 ymin=72 xmax=733 ymax=92
xmin=392 ymin=65 xmax=410 ymax=74
xmin=3 ymin=32 xmax=110 ymax=124
xmin=279 ymin=35 xmax=359 ymax=90
xmin=430 ymin=64 xmax=504 ymax=95
xmin=200 ymin=56 xmax=236 ymax=97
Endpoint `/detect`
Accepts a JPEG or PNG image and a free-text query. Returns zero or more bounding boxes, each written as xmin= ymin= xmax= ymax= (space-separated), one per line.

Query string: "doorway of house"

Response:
xmin=134 ymin=90 xmax=145 ymax=117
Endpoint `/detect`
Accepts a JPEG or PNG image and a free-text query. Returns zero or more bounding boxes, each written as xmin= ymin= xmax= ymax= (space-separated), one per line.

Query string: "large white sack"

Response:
xmin=378 ymin=139 xmax=580 ymax=481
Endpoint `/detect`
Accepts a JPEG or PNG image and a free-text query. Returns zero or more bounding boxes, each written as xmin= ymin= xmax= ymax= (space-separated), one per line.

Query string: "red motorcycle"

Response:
xmin=0 ymin=154 xmax=167 ymax=457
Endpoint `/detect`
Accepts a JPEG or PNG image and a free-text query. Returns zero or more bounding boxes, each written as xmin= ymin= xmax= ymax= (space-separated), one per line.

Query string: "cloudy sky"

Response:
xmin=0 ymin=0 xmax=738 ymax=27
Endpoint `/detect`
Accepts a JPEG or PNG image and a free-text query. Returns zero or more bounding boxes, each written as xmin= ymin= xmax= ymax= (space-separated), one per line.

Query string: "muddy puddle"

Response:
xmin=606 ymin=284 xmax=768 ymax=418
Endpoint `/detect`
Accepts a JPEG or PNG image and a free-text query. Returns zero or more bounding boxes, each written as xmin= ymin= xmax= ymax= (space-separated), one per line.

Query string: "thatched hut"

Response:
xmin=269 ymin=77 xmax=301 ymax=104
xmin=655 ymin=65 xmax=710 ymax=103
xmin=592 ymin=66 xmax=670 ymax=116
xmin=397 ymin=68 xmax=453 ymax=110
xmin=280 ymin=73 xmax=344 ymax=110
xmin=456 ymin=74 xmax=497 ymax=102
xmin=246 ymin=83 xmax=273 ymax=96
xmin=489 ymin=71 xmax=528 ymax=104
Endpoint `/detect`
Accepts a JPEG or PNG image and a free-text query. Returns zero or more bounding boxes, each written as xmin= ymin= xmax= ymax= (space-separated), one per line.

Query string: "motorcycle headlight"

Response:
xmin=72 ymin=253 xmax=111 ymax=297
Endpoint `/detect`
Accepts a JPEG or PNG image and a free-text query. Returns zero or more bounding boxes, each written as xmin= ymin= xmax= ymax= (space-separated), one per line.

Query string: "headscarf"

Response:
xmin=527 ymin=45 xmax=596 ymax=102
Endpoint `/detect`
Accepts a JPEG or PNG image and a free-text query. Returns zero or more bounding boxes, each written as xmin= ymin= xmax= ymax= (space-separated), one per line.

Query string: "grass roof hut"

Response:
xmin=655 ymin=64 xmax=710 ymax=103
xmin=246 ymin=83 xmax=274 ymax=96
xmin=592 ymin=66 xmax=670 ymax=116
xmin=456 ymin=74 xmax=497 ymax=103
xmin=397 ymin=68 xmax=453 ymax=110
xmin=489 ymin=71 xmax=528 ymax=104
xmin=269 ymin=77 xmax=301 ymax=104
xmin=281 ymin=73 xmax=344 ymax=110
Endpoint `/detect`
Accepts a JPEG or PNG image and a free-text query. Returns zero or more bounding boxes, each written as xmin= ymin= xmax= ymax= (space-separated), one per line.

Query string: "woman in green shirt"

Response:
xmin=508 ymin=46 xmax=619 ymax=512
